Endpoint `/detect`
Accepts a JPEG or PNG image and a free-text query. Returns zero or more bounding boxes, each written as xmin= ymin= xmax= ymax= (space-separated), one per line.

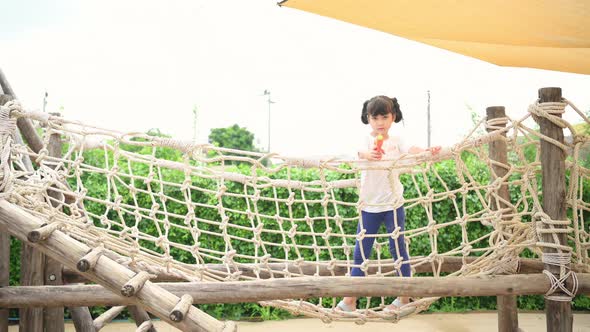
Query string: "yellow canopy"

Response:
xmin=279 ymin=0 xmax=590 ymax=75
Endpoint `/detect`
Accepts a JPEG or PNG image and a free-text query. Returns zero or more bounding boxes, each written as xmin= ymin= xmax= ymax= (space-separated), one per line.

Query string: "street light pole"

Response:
xmin=263 ymin=90 xmax=275 ymax=152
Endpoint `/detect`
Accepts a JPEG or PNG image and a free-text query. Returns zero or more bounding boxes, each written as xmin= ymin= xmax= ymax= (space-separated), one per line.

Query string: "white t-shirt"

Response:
xmin=358 ymin=134 xmax=410 ymax=213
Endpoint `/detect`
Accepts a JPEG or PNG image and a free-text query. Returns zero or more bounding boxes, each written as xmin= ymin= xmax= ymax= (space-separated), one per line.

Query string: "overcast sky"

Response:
xmin=2 ymin=0 xmax=590 ymax=158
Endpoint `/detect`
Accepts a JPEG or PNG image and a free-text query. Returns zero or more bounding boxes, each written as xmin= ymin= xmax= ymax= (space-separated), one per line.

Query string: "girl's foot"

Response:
xmin=336 ymin=300 xmax=355 ymax=312
xmin=335 ymin=297 xmax=356 ymax=312
xmin=384 ymin=297 xmax=410 ymax=312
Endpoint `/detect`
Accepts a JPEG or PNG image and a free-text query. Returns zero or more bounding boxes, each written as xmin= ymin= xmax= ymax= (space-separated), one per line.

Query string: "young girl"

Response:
xmin=337 ymin=95 xmax=441 ymax=312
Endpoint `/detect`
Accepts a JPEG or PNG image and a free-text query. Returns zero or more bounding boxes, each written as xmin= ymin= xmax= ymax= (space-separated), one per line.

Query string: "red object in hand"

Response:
xmin=374 ymin=134 xmax=385 ymax=154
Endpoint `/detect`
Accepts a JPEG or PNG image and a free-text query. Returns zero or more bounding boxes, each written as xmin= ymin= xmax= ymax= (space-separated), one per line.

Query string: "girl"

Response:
xmin=337 ymin=95 xmax=441 ymax=312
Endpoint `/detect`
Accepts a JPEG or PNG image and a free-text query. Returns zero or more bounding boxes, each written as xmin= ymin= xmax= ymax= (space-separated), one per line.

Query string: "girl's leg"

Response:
xmin=351 ymin=211 xmax=383 ymax=277
xmin=385 ymin=207 xmax=411 ymax=307
xmin=341 ymin=211 xmax=384 ymax=310
xmin=385 ymin=207 xmax=411 ymax=277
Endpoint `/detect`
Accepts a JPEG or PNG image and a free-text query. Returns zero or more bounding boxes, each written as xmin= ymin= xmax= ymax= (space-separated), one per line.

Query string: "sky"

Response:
xmin=2 ymin=0 xmax=590 ymax=158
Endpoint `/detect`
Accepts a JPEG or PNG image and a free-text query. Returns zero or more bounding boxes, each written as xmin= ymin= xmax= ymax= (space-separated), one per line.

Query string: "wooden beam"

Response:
xmin=44 ymin=130 xmax=64 ymax=332
xmin=487 ymin=105 xmax=519 ymax=332
xmin=128 ymin=306 xmax=157 ymax=332
xmin=19 ymin=240 xmax=45 ymax=331
xmin=93 ymin=306 xmax=126 ymax=331
xmin=69 ymin=306 xmax=96 ymax=332
xmin=0 ymin=200 xmax=235 ymax=332
xmin=538 ymin=87 xmax=572 ymax=332
xmin=62 ymin=256 xmax=549 ymax=284
xmin=1 ymin=273 xmax=588 ymax=307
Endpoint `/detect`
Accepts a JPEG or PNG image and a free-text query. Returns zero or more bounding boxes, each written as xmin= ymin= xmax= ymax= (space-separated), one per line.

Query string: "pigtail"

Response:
xmin=391 ymin=97 xmax=403 ymax=123
xmin=361 ymin=100 xmax=369 ymax=124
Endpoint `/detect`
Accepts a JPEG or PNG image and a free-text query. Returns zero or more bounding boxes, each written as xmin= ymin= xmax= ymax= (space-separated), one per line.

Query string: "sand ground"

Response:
xmin=8 ymin=312 xmax=590 ymax=331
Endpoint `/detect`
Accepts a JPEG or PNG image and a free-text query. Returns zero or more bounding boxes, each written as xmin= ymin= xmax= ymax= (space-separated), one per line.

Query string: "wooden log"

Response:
xmin=121 ymin=271 xmax=153 ymax=297
xmin=69 ymin=306 xmax=96 ymax=332
xmin=27 ymin=222 xmax=61 ymax=243
xmin=1 ymin=273 xmax=589 ymax=307
xmin=44 ymin=130 xmax=65 ymax=332
xmin=93 ymin=306 xmax=126 ymax=331
xmin=128 ymin=306 xmax=157 ymax=332
xmin=19 ymin=242 xmax=45 ymax=331
xmin=538 ymin=87 xmax=572 ymax=332
xmin=44 ymin=256 xmax=64 ymax=332
xmin=136 ymin=321 xmax=154 ymax=332
xmin=77 ymin=247 xmax=104 ymax=272
xmin=487 ymin=106 xmax=519 ymax=332
xmin=0 ymin=200 xmax=235 ymax=332
xmin=62 ymin=256 xmax=550 ymax=284
xmin=170 ymin=295 xmax=193 ymax=322
xmin=0 ymin=231 xmax=8 ymax=332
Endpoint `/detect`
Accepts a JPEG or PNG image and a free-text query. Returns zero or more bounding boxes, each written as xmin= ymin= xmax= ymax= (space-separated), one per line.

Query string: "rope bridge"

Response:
xmin=0 ymin=95 xmax=588 ymax=328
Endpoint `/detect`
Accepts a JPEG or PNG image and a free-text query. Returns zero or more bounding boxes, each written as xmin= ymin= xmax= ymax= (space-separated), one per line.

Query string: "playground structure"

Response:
xmin=0 ymin=81 xmax=588 ymax=332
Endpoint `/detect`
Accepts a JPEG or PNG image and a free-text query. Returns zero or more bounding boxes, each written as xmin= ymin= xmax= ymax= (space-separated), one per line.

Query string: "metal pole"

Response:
xmin=263 ymin=90 xmax=275 ymax=152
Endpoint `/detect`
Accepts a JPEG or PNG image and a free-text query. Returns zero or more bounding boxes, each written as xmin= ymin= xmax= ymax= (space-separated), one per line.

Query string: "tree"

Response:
xmin=208 ymin=124 xmax=258 ymax=152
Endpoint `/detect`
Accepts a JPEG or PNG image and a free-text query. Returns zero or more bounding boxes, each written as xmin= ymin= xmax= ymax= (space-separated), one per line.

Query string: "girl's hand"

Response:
xmin=359 ymin=150 xmax=383 ymax=161
xmin=369 ymin=149 xmax=383 ymax=161
xmin=428 ymin=146 xmax=442 ymax=155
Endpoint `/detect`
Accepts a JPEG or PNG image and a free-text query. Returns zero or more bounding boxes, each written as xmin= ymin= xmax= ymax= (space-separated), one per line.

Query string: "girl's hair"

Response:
xmin=360 ymin=95 xmax=403 ymax=124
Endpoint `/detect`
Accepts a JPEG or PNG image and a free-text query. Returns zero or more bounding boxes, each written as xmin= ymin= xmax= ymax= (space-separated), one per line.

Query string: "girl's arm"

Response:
xmin=408 ymin=146 xmax=442 ymax=155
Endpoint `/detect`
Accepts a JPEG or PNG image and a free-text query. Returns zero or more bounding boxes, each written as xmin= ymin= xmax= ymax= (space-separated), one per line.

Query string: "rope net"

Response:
xmin=0 ymin=98 xmax=588 ymax=323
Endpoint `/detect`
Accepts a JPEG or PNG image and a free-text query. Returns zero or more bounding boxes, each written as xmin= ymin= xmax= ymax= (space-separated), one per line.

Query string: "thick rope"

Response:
xmin=1 ymin=97 xmax=587 ymax=321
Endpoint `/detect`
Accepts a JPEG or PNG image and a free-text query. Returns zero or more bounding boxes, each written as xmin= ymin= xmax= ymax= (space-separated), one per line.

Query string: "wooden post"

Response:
xmin=128 ymin=306 xmax=158 ymax=332
xmin=0 ymin=230 xmax=8 ymax=332
xmin=19 ymin=241 xmax=45 ymax=331
xmin=70 ymin=307 xmax=96 ymax=332
xmin=538 ymin=87 xmax=572 ymax=332
xmin=487 ymin=106 xmax=519 ymax=332
xmin=0 ymin=93 xmax=12 ymax=332
xmin=45 ymin=128 xmax=65 ymax=332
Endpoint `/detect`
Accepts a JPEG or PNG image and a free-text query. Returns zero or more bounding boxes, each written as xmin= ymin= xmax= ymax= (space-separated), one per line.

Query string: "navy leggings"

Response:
xmin=351 ymin=207 xmax=411 ymax=277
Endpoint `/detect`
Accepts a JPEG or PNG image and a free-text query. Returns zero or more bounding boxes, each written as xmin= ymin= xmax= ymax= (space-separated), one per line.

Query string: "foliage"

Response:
xmin=208 ymin=124 xmax=259 ymax=152
xmin=7 ymin=133 xmax=590 ymax=322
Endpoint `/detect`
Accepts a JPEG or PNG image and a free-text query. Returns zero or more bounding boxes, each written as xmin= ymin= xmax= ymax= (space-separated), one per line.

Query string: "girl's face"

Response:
xmin=368 ymin=112 xmax=394 ymax=137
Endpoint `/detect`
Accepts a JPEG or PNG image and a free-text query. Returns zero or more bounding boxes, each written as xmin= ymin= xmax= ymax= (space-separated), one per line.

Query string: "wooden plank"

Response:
xmin=538 ymin=87 xmax=572 ymax=332
xmin=487 ymin=106 xmax=519 ymax=332
xmin=0 ymin=200 xmax=235 ymax=332
xmin=1 ymin=273 xmax=589 ymax=307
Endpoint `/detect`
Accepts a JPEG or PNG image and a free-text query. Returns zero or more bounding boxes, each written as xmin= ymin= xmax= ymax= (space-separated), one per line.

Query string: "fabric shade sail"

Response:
xmin=279 ymin=0 xmax=590 ymax=75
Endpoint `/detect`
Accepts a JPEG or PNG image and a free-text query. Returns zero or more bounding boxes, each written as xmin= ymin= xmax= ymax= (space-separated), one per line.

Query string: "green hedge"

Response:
xmin=7 ymin=143 xmax=590 ymax=321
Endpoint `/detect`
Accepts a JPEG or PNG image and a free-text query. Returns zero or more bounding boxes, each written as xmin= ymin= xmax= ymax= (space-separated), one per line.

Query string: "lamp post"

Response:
xmin=262 ymin=90 xmax=275 ymax=152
